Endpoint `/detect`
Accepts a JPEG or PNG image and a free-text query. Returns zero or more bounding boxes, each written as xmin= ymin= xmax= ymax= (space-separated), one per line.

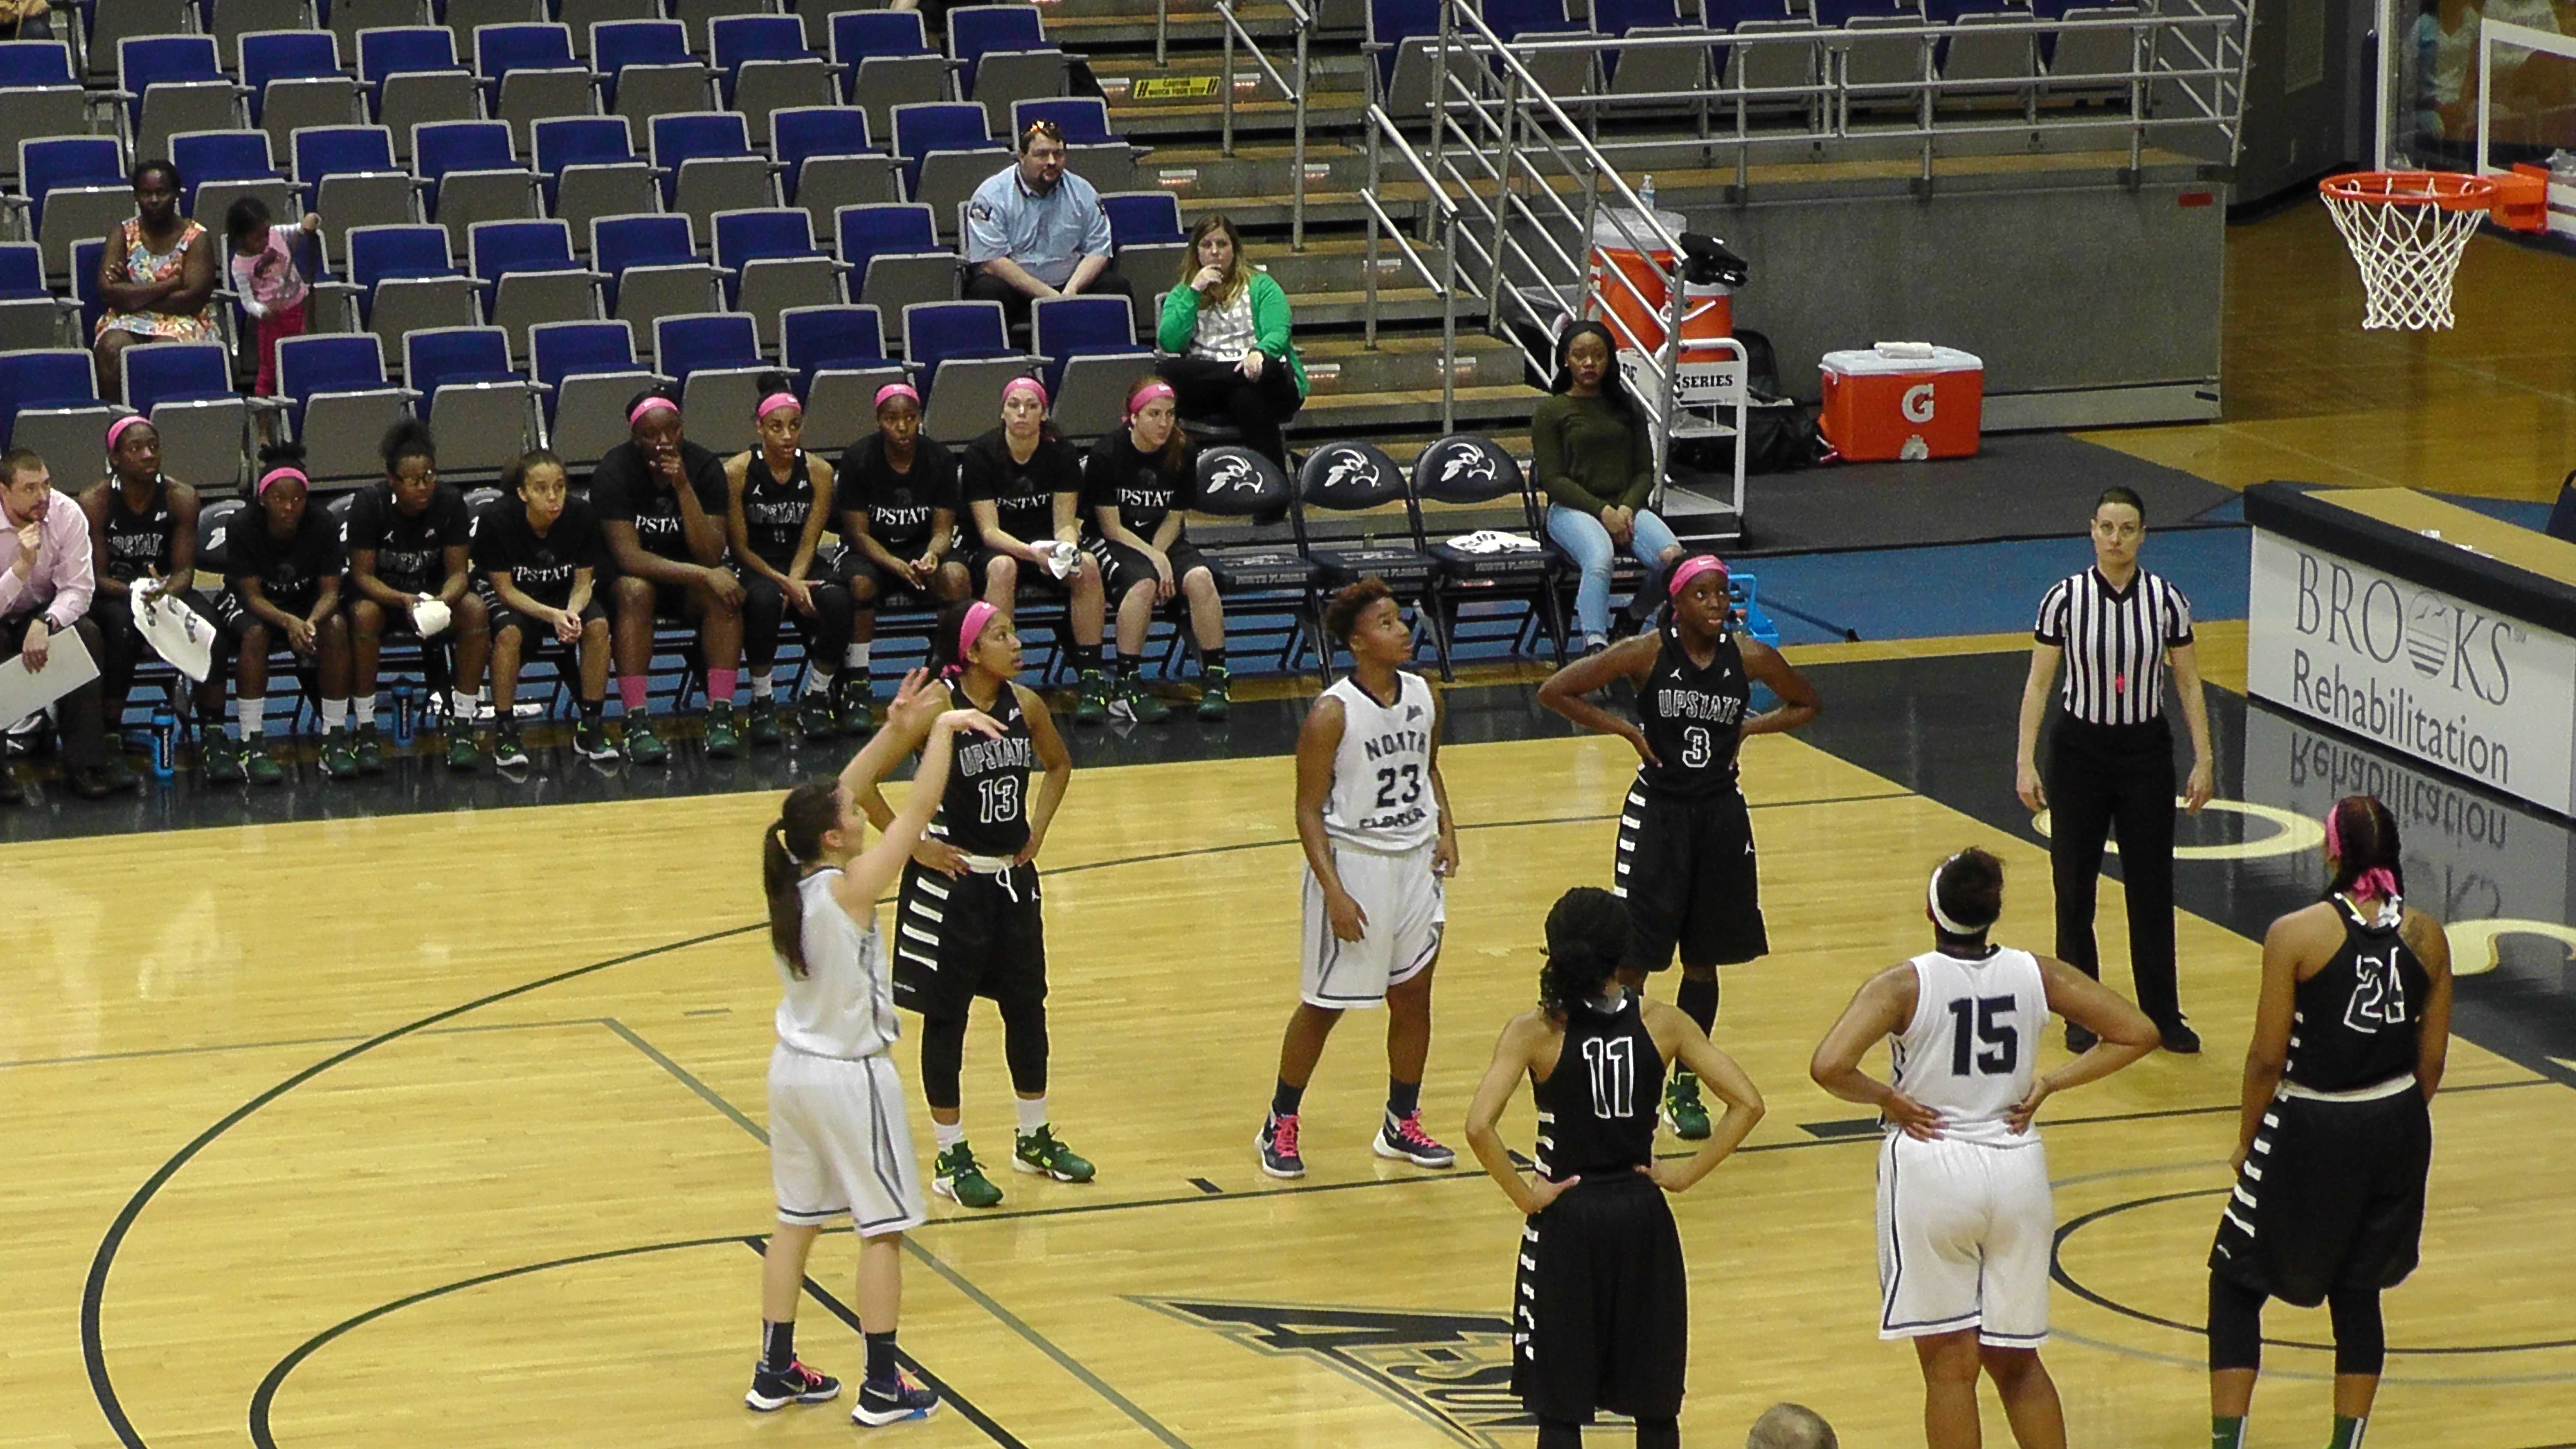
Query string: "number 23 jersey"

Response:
xmin=1638 ymin=616 xmax=1750 ymax=799
xmin=1322 ymin=671 xmax=1440 ymax=853
xmin=1888 ymin=947 xmax=2050 ymax=1148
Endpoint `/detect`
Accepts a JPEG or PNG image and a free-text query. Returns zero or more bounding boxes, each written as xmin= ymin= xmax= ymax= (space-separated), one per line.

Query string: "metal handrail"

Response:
xmin=1212 ymin=0 xmax=1316 ymax=248
xmin=1365 ymin=103 xmax=1462 ymax=221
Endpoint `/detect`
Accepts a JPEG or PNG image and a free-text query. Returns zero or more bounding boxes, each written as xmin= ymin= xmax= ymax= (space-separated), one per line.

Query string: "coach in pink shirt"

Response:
xmin=0 ymin=447 xmax=137 ymax=802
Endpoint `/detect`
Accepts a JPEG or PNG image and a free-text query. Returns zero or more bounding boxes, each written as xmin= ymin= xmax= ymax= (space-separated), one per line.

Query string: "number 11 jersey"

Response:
xmin=936 ymin=677 xmax=1035 ymax=858
xmin=1322 ymin=671 xmax=1440 ymax=853
xmin=1639 ymin=616 xmax=1750 ymax=798
xmin=1888 ymin=947 xmax=2051 ymax=1148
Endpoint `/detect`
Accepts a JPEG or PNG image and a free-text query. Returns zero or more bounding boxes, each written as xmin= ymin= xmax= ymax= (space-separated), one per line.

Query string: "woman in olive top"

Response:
xmin=1155 ymin=213 xmax=1308 ymax=471
xmin=1532 ymin=321 xmax=1683 ymax=654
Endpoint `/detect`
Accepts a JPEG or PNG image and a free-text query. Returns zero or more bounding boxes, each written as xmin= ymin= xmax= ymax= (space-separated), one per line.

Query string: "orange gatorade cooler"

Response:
xmin=1818 ymin=344 xmax=1983 ymax=461
xmin=1587 ymin=209 xmax=1733 ymax=354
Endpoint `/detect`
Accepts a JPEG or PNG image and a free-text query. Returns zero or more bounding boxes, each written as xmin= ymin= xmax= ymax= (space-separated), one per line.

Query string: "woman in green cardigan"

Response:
xmin=1533 ymin=320 xmax=1684 ymax=653
xmin=1155 ymin=213 xmax=1308 ymax=470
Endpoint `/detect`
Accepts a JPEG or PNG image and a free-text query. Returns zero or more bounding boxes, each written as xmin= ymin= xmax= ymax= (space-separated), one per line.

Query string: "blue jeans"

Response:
xmin=1547 ymin=504 xmax=1681 ymax=641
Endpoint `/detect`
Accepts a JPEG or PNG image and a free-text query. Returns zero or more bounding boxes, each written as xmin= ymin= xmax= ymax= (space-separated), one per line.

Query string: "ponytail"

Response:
xmin=1538 ymin=886 xmax=1631 ymax=1020
xmin=2325 ymin=794 xmax=2404 ymax=902
xmin=763 ymin=779 xmax=843 ymax=978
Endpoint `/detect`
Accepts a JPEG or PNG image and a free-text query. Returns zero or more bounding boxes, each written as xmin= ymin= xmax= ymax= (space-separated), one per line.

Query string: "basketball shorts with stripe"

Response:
xmin=767 ymin=1046 xmax=926 ymax=1237
xmin=1616 ymin=782 xmax=1768 ymax=973
xmin=2208 ymin=1088 xmax=2431 ymax=1307
xmin=1301 ymin=841 xmax=1445 ymax=1008
xmin=1876 ymin=1133 xmax=2054 ymax=1345
xmin=890 ymin=860 xmax=1048 ymax=1021
xmin=1512 ymin=1174 xmax=1689 ymax=1423
xmin=1087 ymin=536 xmax=1212 ymax=599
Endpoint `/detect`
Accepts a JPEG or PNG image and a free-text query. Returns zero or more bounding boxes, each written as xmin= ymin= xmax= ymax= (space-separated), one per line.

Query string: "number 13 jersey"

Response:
xmin=1639 ymin=616 xmax=1750 ymax=798
xmin=1889 ymin=947 xmax=2050 ymax=1148
xmin=936 ymin=678 xmax=1035 ymax=858
xmin=1323 ymin=671 xmax=1440 ymax=852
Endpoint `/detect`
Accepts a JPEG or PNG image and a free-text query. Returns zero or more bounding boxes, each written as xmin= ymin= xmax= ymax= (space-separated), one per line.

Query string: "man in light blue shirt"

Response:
xmin=961 ymin=119 xmax=1132 ymax=326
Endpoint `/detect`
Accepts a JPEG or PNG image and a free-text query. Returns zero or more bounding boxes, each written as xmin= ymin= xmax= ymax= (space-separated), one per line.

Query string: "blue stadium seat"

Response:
xmin=473 ymin=19 xmax=579 ymax=78
xmin=832 ymin=200 xmax=954 ymax=319
xmin=647 ymin=108 xmax=763 ymax=210
xmin=527 ymin=314 xmax=641 ymax=430
xmin=122 ymin=340 xmax=250 ymax=491
xmin=468 ymin=217 xmax=599 ymax=346
xmin=830 ymin=9 xmax=933 ymax=67
xmin=651 ymin=310 xmax=757 ymax=385
xmin=778 ymin=302 xmax=887 ymax=381
xmin=0 ymin=37 xmax=77 ymax=86
xmin=1592 ymin=0 xmax=1691 ymax=34
xmin=292 ymin=122 xmax=401 ymax=184
xmin=711 ymin=206 xmax=832 ymax=307
xmin=1032 ymin=293 xmax=1148 ymax=439
xmin=413 ymin=117 xmax=526 ymax=209
xmin=589 ymin=17 xmax=689 ymax=105
xmin=358 ymin=24 xmax=466 ymax=105
xmin=888 ymin=99 xmax=992 ymax=196
xmin=589 ymin=210 xmax=699 ymax=312
xmin=1012 ymin=96 xmax=1118 ymax=144
xmin=0 ymin=347 xmax=102 ymax=450
xmin=708 ymin=12 xmax=807 ymax=92
xmin=0 ymin=240 xmax=66 ymax=349
xmin=116 ymin=33 xmax=231 ymax=129
xmin=15 ymin=135 xmax=125 ymax=234
xmin=239 ymin=30 xmax=346 ymax=117
xmin=275 ymin=331 xmax=414 ymax=480
xmin=0 ymin=40 xmax=87 ymax=188
xmin=770 ymin=104 xmax=872 ymax=206
xmin=530 ymin=113 xmax=634 ymax=206
xmin=346 ymin=221 xmax=465 ymax=325
xmin=406 ymin=323 xmax=536 ymax=472
xmin=71 ymin=237 xmax=109 ymax=340
xmin=902 ymin=298 xmax=1028 ymax=444
xmin=168 ymin=131 xmax=286 ymax=215
xmin=1099 ymin=190 xmax=1184 ymax=249
xmin=944 ymin=3 xmax=1047 ymax=95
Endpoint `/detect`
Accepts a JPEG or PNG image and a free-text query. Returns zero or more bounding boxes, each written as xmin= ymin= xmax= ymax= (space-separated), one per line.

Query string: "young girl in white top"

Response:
xmin=747 ymin=668 xmax=1002 ymax=1426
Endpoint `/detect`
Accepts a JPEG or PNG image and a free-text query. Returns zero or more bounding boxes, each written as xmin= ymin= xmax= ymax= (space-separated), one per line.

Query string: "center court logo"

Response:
xmin=1134 ymin=1297 xmax=1620 ymax=1446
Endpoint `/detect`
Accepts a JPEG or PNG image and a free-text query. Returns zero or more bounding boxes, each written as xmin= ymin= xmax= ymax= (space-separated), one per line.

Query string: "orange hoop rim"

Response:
xmin=2318 ymin=170 xmax=2499 ymax=210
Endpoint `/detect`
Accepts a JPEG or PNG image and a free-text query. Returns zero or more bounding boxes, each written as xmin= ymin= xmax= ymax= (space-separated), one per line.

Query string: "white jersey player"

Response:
xmin=745 ymin=671 xmax=999 ymax=1428
xmin=1258 ymin=579 xmax=1462 ymax=1182
xmin=1809 ymin=848 xmax=2158 ymax=1449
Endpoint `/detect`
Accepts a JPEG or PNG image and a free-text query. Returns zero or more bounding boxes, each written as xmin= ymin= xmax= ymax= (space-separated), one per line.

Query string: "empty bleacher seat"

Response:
xmin=829 ymin=9 xmax=948 ymax=140
xmin=209 ymin=0 xmax=313 ymax=71
xmin=343 ymin=221 xmax=480 ymax=360
xmin=328 ymin=0 xmax=432 ymax=57
xmin=413 ymin=117 xmax=541 ymax=247
xmin=169 ymin=128 xmax=296 ymax=233
xmin=358 ymin=26 xmax=487 ymax=162
xmin=122 ymin=340 xmax=253 ymax=492
xmin=0 ymin=243 xmax=82 ymax=351
xmin=903 ymin=298 xmax=1032 ymax=444
xmin=468 ymin=216 xmax=601 ymax=357
xmin=531 ymin=115 xmax=656 ymax=249
xmin=118 ymin=35 xmax=250 ymax=164
xmin=529 ymin=316 xmax=651 ymax=467
xmin=770 ymin=105 xmax=897 ymax=234
xmin=835 ymin=201 xmax=955 ymax=329
xmin=946 ymin=4 xmax=1067 ymax=134
xmin=1032 ymin=293 xmax=1148 ymax=443
xmin=1484 ymin=0 xmax=1598 ymax=97
xmin=0 ymin=346 xmax=107 ymax=456
xmin=87 ymin=0 xmax=200 ymax=87
xmin=0 ymin=40 xmax=102 ymax=188
xmin=275 ymin=331 xmax=414 ymax=481
xmin=779 ymin=302 xmax=899 ymax=451
xmin=473 ymin=21 xmax=597 ymax=155
xmin=241 ymin=30 xmax=363 ymax=160
xmin=404 ymin=323 xmax=537 ymax=474
xmin=712 ymin=206 xmax=845 ymax=351
xmin=652 ymin=310 xmax=765 ymax=450
xmin=441 ymin=0 xmax=546 ymax=59
xmin=593 ymin=18 xmax=716 ymax=144
xmin=709 ymin=14 xmax=837 ymax=143
xmin=889 ymin=99 xmax=1003 ymax=243
xmin=290 ymin=122 xmax=420 ymax=257
xmin=13 ymin=135 xmax=132 ymax=283
xmin=649 ymin=109 xmax=777 ymax=232
xmin=1100 ymin=189 xmax=1186 ymax=332
xmin=590 ymin=210 xmax=721 ymax=329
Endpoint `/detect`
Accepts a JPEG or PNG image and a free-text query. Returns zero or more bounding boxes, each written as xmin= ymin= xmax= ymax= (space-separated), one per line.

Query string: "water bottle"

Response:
xmin=392 ymin=683 xmax=416 ymax=745
xmin=149 ymin=704 xmax=176 ymax=780
xmin=1638 ymin=174 xmax=1657 ymax=218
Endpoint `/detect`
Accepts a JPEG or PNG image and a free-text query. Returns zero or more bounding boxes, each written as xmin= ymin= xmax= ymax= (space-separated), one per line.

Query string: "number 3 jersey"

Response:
xmin=1888 ymin=946 xmax=2051 ymax=1148
xmin=2287 ymin=894 xmax=2429 ymax=1092
xmin=1322 ymin=671 xmax=1440 ymax=852
xmin=1638 ymin=615 xmax=1750 ymax=799
xmin=936 ymin=678 xmax=1035 ymax=858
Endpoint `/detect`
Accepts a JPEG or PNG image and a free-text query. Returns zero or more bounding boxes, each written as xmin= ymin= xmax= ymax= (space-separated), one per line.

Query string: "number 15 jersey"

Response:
xmin=1889 ymin=947 xmax=2050 ymax=1148
xmin=1322 ymin=671 xmax=1440 ymax=853
xmin=936 ymin=678 xmax=1035 ymax=858
xmin=1639 ymin=617 xmax=1750 ymax=799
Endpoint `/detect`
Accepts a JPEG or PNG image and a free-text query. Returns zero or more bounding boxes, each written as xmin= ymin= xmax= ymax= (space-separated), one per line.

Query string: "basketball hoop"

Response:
xmin=2318 ymin=171 xmax=2497 ymax=332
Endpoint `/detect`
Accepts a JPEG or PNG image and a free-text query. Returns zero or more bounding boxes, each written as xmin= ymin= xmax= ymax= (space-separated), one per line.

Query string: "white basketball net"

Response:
xmin=2320 ymin=176 xmax=2492 ymax=332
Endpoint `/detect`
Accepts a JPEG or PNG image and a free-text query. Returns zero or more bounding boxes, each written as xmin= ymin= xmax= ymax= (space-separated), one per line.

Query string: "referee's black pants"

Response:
xmin=2044 ymin=715 xmax=2180 ymax=1025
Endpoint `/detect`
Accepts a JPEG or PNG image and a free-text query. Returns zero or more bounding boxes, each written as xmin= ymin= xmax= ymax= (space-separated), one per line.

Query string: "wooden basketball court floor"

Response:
xmin=9 ymin=207 xmax=2576 ymax=1449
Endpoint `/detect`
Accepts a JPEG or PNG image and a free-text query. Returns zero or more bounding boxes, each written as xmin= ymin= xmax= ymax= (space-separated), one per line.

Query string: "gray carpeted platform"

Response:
xmin=1668 ymin=431 xmax=2239 ymax=556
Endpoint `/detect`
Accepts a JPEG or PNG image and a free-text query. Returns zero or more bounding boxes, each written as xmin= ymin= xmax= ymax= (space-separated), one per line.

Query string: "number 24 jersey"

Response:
xmin=1322 ymin=671 xmax=1440 ymax=853
xmin=1639 ymin=617 xmax=1750 ymax=799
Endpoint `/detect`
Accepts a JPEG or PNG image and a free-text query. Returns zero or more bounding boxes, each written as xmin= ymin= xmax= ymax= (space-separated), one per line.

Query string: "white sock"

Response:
xmin=807 ymin=667 xmax=835 ymax=697
xmin=354 ymin=694 xmax=377 ymax=727
xmin=933 ymin=1120 xmax=966 ymax=1153
xmin=1015 ymin=1096 xmax=1049 ymax=1135
xmin=844 ymin=641 xmax=871 ymax=671
xmin=751 ymin=670 xmax=775 ymax=701
xmin=236 ymin=698 xmax=263 ymax=738
xmin=321 ymin=697 xmax=348 ymax=732
xmin=452 ymin=689 xmax=476 ymax=722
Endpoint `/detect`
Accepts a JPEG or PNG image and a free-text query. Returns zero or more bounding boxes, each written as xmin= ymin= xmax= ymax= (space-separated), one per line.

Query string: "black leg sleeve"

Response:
xmin=918 ymin=1011 xmax=969 ymax=1112
xmin=2208 ymin=1271 xmax=2266 ymax=1373
xmin=805 ymin=579 xmax=855 ymax=660
xmin=999 ymin=991 xmax=1049 ymax=1097
xmin=740 ymin=574 xmax=786 ymax=671
xmin=2328 ymin=1288 xmax=2385 ymax=1377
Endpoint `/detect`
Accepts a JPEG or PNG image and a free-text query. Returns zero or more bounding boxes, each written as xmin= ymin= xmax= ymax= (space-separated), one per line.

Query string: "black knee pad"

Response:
xmin=2207 ymin=1272 xmax=2266 ymax=1373
xmin=2329 ymin=1288 xmax=2385 ymax=1377
xmin=917 ymin=1013 xmax=968 ymax=1110
xmin=997 ymin=992 xmax=1049 ymax=1095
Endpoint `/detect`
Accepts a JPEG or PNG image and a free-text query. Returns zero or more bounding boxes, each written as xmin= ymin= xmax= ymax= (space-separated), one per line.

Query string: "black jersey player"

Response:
xmin=2209 ymin=794 xmax=2452 ymax=1449
xmin=1463 ymin=886 xmax=1765 ymax=1449
xmin=1537 ymin=553 xmax=1820 ymax=1139
xmin=863 ymin=599 xmax=1091 ymax=1209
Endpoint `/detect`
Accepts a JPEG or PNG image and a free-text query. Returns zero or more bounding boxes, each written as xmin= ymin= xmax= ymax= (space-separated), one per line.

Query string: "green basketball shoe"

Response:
xmin=1662 ymin=1070 xmax=1712 ymax=1141
xmin=932 ymin=1142 xmax=1004 ymax=1208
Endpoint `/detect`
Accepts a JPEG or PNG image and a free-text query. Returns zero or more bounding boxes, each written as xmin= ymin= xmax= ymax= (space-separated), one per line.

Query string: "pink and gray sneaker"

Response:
xmin=1257 ymin=1111 xmax=1306 ymax=1179
xmin=1373 ymin=1111 xmax=1456 ymax=1169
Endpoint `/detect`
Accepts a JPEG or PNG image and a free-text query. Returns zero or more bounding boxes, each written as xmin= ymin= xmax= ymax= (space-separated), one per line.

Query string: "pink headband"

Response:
xmin=2326 ymin=802 xmax=2401 ymax=901
xmin=628 ymin=396 xmax=679 ymax=426
xmin=945 ymin=601 xmax=998 ymax=677
xmin=875 ymin=381 xmax=920 ymax=411
xmin=1667 ymin=554 xmax=1729 ymax=600
xmin=106 ymin=414 xmax=150 ymax=451
xmin=1002 ymin=376 xmax=1048 ymax=408
xmin=256 ymin=466 xmax=307 ymax=499
xmin=1125 ymin=379 xmax=1176 ymax=420
xmin=756 ymin=391 xmax=801 ymax=420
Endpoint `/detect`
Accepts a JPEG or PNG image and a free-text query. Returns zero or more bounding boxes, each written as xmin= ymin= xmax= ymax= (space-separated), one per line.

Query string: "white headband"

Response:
xmin=1927 ymin=856 xmax=1982 ymax=936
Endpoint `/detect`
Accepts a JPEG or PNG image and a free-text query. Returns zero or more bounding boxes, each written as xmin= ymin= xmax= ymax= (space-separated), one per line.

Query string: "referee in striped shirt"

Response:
xmin=2013 ymin=486 xmax=2214 ymax=1054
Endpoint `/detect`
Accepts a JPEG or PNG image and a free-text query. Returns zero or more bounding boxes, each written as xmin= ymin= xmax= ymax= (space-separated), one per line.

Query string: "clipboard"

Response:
xmin=0 ymin=622 xmax=101 ymax=729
